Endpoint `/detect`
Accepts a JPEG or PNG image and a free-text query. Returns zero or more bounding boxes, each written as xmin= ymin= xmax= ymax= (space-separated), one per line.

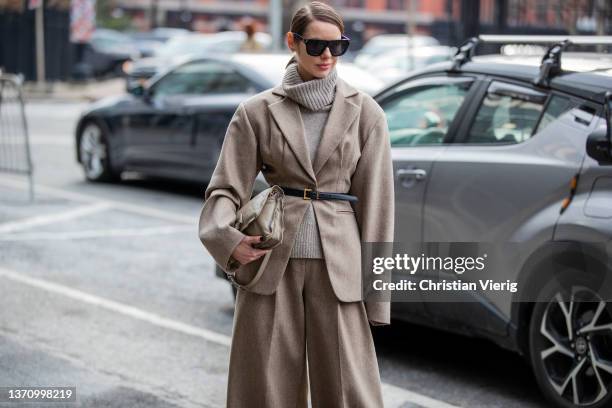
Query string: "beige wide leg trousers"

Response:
xmin=227 ymin=258 xmax=384 ymax=408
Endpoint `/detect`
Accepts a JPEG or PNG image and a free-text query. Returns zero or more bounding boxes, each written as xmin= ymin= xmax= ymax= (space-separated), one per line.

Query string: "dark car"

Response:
xmin=75 ymin=56 xmax=265 ymax=184
xmin=218 ymin=36 xmax=612 ymax=408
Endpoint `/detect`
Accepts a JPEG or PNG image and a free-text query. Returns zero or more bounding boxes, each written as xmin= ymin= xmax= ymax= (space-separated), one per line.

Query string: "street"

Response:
xmin=0 ymin=100 xmax=550 ymax=408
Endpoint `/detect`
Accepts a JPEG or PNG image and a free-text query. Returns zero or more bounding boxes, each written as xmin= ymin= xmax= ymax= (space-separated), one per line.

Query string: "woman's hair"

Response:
xmin=285 ymin=1 xmax=345 ymax=68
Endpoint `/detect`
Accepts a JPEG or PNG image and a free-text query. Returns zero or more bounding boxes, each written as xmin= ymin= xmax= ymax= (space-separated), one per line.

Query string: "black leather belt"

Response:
xmin=280 ymin=186 xmax=358 ymax=203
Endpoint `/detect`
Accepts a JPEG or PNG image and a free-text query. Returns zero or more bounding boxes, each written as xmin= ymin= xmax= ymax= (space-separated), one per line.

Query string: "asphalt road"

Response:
xmin=0 ymin=99 xmax=550 ymax=407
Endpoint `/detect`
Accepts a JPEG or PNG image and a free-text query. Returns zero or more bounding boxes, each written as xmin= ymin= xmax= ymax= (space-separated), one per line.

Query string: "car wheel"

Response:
xmin=78 ymin=121 xmax=119 ymax=182
xmin=529 ymin=275 xmax=612 ymax=408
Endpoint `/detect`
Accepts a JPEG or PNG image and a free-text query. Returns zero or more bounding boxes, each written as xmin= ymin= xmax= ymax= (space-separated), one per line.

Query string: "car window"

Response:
xmin=536 ymin=95 xmax=574 ymax=133
xmin=152 ymin=61 xmax=251 ymax=97
xmin=535 ymin=95 xmax=596 ymax=134
xmin=382 ymin=81 xmax=472 ymax=147
xmin=466 ymin=82 xmax=546 ymax=144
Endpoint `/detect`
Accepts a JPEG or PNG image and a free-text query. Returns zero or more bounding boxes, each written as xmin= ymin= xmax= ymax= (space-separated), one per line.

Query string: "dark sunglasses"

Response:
xmin=291 ymin=32 xmax=351 ymax=57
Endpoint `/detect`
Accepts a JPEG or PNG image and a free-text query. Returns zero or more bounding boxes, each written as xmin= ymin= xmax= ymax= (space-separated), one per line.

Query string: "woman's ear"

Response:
xmin=286 ymin=32 xmax=295 ymax=52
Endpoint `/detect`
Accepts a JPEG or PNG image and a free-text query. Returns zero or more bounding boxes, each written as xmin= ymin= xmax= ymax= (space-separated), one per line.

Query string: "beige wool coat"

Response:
xmin=198 ymin=76 xmax=395 ymax=325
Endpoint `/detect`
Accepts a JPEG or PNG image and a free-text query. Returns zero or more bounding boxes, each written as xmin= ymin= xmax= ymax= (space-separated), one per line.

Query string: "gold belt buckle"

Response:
xmin=303 ymin=188 xmax=319 ymax=200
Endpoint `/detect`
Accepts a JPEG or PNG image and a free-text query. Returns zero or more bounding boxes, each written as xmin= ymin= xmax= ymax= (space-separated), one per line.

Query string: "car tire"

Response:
xmin=78 ymin=121 xmax=120 ymax=182
xmin=528 ymin=269 xmax=612 ymax=408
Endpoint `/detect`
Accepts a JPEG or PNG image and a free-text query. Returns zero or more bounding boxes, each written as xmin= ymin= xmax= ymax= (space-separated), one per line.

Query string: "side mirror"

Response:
xmin=586 ymin=127 xmax=612 ymax=164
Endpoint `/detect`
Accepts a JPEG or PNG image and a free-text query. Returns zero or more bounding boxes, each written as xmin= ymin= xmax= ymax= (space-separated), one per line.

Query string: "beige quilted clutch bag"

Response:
xmin=226 ymin=185 xmax=285 ymax=286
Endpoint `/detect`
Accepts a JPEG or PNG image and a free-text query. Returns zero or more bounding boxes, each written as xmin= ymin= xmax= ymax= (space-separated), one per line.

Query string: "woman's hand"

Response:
xmin=231 ymin=235 xmax=271 ymax=266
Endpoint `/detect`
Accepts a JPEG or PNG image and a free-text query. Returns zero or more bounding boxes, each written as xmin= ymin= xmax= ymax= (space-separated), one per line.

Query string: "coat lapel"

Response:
xmin=268 ymin=91 xmax=316 ymax=182
xmin=312 ymin=79 xmax=360 ymax=176
xmin=270 ymin=77 xmax=360 ymax=183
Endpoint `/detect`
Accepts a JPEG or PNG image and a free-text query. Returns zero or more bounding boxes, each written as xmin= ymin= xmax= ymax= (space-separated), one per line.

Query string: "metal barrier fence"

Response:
xmin=0 ymin=70 xmax=34 ymax=201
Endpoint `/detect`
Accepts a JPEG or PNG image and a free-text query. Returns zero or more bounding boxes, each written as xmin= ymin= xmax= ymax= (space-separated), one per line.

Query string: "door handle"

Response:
xmin=397 ymin=168 xmax=427 ymax=181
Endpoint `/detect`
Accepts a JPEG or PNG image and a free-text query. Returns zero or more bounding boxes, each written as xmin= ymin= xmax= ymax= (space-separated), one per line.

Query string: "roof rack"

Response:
xmin=448 ymin=35 xmax=612 ymax=87
xmin=533 ymin=39 xmax=571 ymax=87
xmin=449 ymin=37 xmax=480 ymax=72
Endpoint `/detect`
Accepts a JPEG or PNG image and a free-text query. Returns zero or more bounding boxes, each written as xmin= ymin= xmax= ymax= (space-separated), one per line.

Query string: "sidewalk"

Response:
xmin=21 ymin=78 xmax=125 ymax=103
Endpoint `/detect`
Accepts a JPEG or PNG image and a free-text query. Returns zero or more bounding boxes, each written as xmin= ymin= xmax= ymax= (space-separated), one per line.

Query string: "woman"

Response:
xmin=198 ymin=2 xmax=394 ymax=407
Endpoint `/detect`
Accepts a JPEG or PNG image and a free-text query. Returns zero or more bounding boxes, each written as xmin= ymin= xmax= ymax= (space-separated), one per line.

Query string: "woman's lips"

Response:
xmin=317 ymin=64 xmax=331 ymax=70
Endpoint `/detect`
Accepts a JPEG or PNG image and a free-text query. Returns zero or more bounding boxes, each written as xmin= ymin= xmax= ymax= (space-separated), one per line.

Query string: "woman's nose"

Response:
xmin=321 ymin=47 xmax=332 ymax=59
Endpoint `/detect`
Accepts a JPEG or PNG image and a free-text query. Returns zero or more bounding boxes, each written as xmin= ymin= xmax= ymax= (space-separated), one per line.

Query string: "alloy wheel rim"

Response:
xmin=80 ymin=124 xmax=107 ymax=179
xmin=539 ymin=286 xmax=612 ymax=406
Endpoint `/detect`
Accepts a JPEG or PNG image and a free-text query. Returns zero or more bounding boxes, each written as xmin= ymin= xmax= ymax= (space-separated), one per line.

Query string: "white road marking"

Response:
xmin=0 ymin=224 xmax=194 ymax=241
xmin=0 ymin=176 xmax=195 ymax=224
xmin=0 ymin=266 xmax=462 ymax=408
xmin=0 ymin=266 xmax=232 ymax=347
xmin=0 ymin=202 xmax=112 ymax=234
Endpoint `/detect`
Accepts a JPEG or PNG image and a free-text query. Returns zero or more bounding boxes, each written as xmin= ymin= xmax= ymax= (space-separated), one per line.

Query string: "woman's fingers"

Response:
xmin=242 ymin=235 xmax=262 ymax=244
xmin=232 ymin=235 xmax=272 ymax=265
xmin=248 ymin=248 xmax=271 ymax=261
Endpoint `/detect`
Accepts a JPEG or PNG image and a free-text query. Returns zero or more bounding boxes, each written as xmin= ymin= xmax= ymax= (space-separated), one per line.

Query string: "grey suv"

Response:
xmin=214 ymin=37 xmax=612 ymax=408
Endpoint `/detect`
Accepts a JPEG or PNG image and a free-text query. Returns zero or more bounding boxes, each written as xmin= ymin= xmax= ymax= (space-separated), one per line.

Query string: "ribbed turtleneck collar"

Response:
xmin=281 ymin=61 xmax=337 ymax=111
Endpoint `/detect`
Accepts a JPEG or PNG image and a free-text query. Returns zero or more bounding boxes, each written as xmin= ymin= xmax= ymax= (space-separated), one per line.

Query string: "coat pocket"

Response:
xmin=335 ymin=201 xmax=355 ymax=213
xmin=336 ymin=209 xmax=355 ymax=213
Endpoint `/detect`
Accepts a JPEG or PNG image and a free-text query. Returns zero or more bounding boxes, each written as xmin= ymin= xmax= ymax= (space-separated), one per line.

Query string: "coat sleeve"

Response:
xmin=349 ymin=110 xmax=395 ymax=326
xmin=198 ymin=102 xmax=262 ymax=273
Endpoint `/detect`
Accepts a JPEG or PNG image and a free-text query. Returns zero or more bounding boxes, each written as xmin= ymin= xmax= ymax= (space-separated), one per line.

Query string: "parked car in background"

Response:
xmin=365 ymin=45 xmax=454 ymax=84
xmin=354 ymin=34 xmax=440 ymax=69
xmin=75 ymin=52 xmax=380 ymax=186
xmin=123 ymin=31 xmax=272 ymax=89
xmin=84 ymin=29 xmax=141 ymax=78
xmin=128 ymin=27 xmax=191 ymax=57
xmin=215 ymin=37 xmax=612 ymax=408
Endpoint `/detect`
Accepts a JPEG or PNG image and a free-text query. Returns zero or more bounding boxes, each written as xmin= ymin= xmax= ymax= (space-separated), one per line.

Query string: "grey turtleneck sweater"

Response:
xmin=281 ymin=61 xmax=338 ymax=258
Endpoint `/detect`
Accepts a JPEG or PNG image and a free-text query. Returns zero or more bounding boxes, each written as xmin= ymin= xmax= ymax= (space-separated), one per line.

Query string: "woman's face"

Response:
xmin=287 ymin=20 xmax=341 ymax=81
